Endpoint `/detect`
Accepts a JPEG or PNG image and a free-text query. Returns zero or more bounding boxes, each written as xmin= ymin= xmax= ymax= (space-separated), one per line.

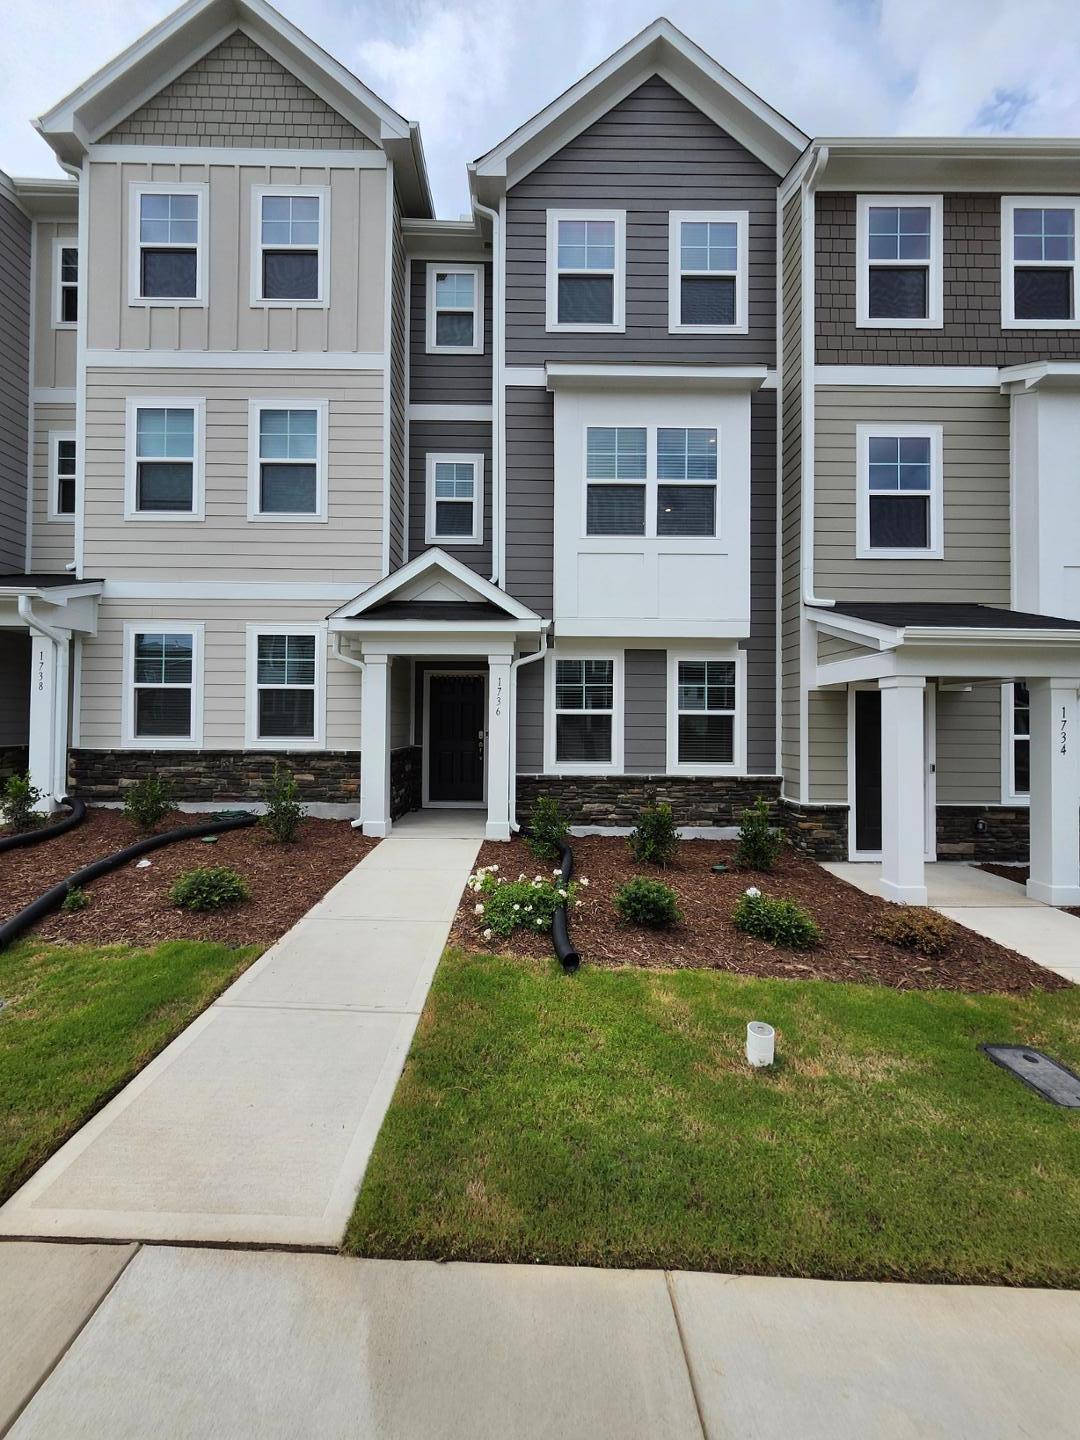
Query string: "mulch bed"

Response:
xmin=450 ymin=836 xmax=1069 ymax=994
xmin=0 ymin=807 xmax=377 ymax=947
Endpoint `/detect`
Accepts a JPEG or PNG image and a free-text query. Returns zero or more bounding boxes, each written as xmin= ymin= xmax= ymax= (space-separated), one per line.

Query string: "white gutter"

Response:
xmin=331 ymin=635 xmax=368 ymax=829
xmin=473 ymin=196 xmax=505 ymax=587
xmin=508 ymin=630 xmax=549 ymax=832
xmin=800 ymin=143 xmax=833 ymax=609
xmin=18 ymin=593 xmax=65 ymax=643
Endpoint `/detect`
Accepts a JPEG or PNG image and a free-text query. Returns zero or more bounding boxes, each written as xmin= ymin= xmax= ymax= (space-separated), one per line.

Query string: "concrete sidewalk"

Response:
xmin=0 ymin=814 xmax=481 ymax=1247
xmin=5 ymin=1242 xmax=1079 ymax=1439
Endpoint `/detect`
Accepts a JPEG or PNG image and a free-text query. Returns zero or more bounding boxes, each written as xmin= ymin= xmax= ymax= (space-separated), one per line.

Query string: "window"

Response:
xmin=584 ymin=425 xmax=718 ymax=538
xmin=1002 ymin=197 xmax=1080 ymax=327
xmin=124 ymin=625 xmax=202 ymax=747
xmin=253 ymin=188 xmax=327 ymax=305
xmin=49 ymin=433 xmax=77 ymax=520
xmin=1005 ymin=681 xmax=1030 ymax=799
xmin=856 ymin=424 xmax=942 ymax=559
xmin=125 ymin=400 xmax=204 ymax=519
xmin=546 ymin=210 xmax=625 ymax=331
xmin=250 ymin=630 xmax=321 ymax=745
xmin=553 ymin=657 xmax=616 ymax=766
xmin=425 ymin=453 xmax=484 ymax=545
xmin=669 ymin=655 xmax=742 ymax=772
xmin=585 ymin=427 xmax=646 ymax=535
xmin=856 ymin=195 xmax=942 ymax=327
xmin=248 ymin=402 xmax=327 ymax=521
xmin=426 ymin=264 xmax=483 ymax=353
xmin=53 ymin=241 xmax=78 ymax=326
xmin=130 ymin=184 xmax=206 ymax=304
xmin=668 ymin=211 xmax=748 ymax=333
xmin=656 ymin=428 xmax=717 ymax=536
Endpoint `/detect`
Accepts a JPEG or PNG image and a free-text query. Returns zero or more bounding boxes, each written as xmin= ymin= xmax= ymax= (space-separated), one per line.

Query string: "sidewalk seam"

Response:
xmin=663 ymin=1271 xmax=709 ymax=1440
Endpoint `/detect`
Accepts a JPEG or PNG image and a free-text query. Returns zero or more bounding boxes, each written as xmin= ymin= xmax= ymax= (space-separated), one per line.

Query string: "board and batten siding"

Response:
xmin=30 ymin=402 xmax=76 ymax=573
xmin=408 ymin=419 xmax=493 ymax=577
xmin=33 ymin=219 xmax=77 ymax=391
xmin=82 ymin=367 xmax=384 ymax=582
xmin=815 ymin=386 xmax=1010 ymax=603
xmin=0 ymin=186 xmax=31 ymax=572
xmin=0 ymin=633 xmax=31 ymax=745
xmin=79 ymin=600 xmax=361 ymax=751
xmin=779 ymin=188 xmax=803 ymax=799
xmin=409 ymin=260 xmax=493 ymax=404
xmin=504 ymin=387 xmax=554 ymax=616
xmin=504 ymin=76 xmax=778 ymax=366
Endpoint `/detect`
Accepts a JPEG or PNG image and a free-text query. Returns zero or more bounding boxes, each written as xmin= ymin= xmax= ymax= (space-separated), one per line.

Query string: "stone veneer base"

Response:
xmin=780 ymin=800 xmax=849 ymax=860
xmin=935 ymin=805 xmax=1029 ymax=862
xmin=516 ymin=774 xmax=782 ymax=829
xmin=69 ymin=749 xmax=362 ymax=806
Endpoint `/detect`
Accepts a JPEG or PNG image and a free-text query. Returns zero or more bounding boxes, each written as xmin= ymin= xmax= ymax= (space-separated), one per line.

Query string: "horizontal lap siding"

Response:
xmin=624 ymin=648 xmax=666 ymax=772
xmin=937 ymin=684 xmax=1003 ymax=804
xmin=749 ymin=389 xmax=777 ymax=773
xmin=515 ymin=660 xmax=544 ymax=772
xmin=409 ymin=262 xmax=493 ymax=403
xmin=389 ymin=191 xmax=407 ymax=567
xmin=31 ymin=402 xmax=76 ymax=573
xmin=0 ymin=190 xmax=30 ymax=571
xmin=808 ymin=689 xmax=846 ymax=804
xmin=780 ymin=190 xmax=802 ymax=798
xmin=408 ymin=419 xmax=493 ymax=577
xmin=390 ymin=657 xmax=412 ymax=749
xmin=504 ymin=387 xmax=554 ymax=616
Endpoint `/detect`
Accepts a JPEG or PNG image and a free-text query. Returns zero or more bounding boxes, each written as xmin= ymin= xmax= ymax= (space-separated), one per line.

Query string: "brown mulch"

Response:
xmin=0 ymin=807 xmax=377 ymax=947
xmin=449 ymin=836 xmax=1070 ymax=994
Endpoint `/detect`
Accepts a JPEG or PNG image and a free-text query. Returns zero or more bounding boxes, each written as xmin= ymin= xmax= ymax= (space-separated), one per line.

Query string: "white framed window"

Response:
xmin=246 ymin=625 xmax=325 ymax=749
xmin=124 ymin=398 xmax=205 ymax=520
xmin=855 ymin=423 xmax=943 ymax=559
xmin=1001 ymin=196 xmax=1080 ymax=328
xmin=247 ymin=400 xmax=328 ymax=522
xmin=122 ymin=623 xmax=204 ymax=748
xmin=425 ymin=263 xmax=484 ymax=354
xmin=128 ymin=182 xmax=208 ymax=306
xmin=545 ymin=650 xmax=624 ymax=774
xmin=583 ymin=425 xmax=718 ymax=538
xmin=48 ymin=431 xmax=77 ymax=521
xmin=666 ymin=650 xmax=745 ymax=775
xmin=1002 ymin=680 xmax=1031 ymax=802
xmin=668 ymin=210 xmax=748 ymax=334
xmin=52 ymin=239 xmax=78 ymax=327
xmin=856 ymin=195 xmax=943 ymax=328
xmin=425 ymin=452 xmax=484 ymax=545
xmin=251 ymin=186 xmax=328 ymax=307
xmin=546 ymin=209 xmax=625 ymax=332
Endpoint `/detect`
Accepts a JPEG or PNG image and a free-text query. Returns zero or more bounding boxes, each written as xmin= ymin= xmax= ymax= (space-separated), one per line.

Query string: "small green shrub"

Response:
xmin=613 ymin=876 xmax=681 ymax=929
xmin=876 ymin=906 xmax=954 ymax=958
xmin=169 ymin=865 xmax=250 ymax=912
xmin=61 ymin=886 xmax=90 ymax=913
xmin=1 ymin=772 xmax=42 ymax=833
xmin=735 ymin=796 xmax=784 ymax=872
xmin=123 ymin=776 xmax=173 ymax=832
xmin=733 ymin=887 xmax=821 ymax=949
xmin=260 ymin=762 xmax=304 ymax=844
xmin=526 ymin=795 xmax=569 ymax=861
xmin=466 ymin=863 xmax=578 ymax=941
xmin=628 ymin=801 xmax=680 ymax=868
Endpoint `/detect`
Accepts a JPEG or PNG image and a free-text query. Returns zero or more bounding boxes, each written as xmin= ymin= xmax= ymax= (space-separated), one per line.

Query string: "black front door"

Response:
xmin=428 ymin=674 xmax=485 ymax=803
xmin=854 ymin=689 xmax=882 ymax=853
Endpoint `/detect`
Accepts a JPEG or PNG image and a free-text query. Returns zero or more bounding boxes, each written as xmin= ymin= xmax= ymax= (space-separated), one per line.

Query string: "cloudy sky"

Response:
xmin=4 ymin=0 xmax=1080 ymax=215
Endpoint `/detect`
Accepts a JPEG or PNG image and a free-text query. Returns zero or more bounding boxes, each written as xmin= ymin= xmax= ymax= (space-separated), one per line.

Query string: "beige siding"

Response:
xmin=936 ymin=683 xmax=1003 ymax=804
xmin=30 ymin=401 xmax=76 ymax=573
xmin=82 ymin=367 xmax=383 ymax=582
xmin=79 ymin=600 xmax=361 ymax=750
xmin=817 ymin=632 xmax=871 ymax=665
xmin=815 ymin=387 xmax=1010 ymax=602
xmin=33 ymin=221 xmax=77 ymax=390
xmin=808 ymin=689 xmax=847 ymax=803
xmin=780 ymin=189 xmax=802 ymax=798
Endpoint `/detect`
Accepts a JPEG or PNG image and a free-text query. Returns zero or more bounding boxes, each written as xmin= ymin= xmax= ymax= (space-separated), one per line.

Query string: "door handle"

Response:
xmin=477 ymin=729 xmax=485 ymax=758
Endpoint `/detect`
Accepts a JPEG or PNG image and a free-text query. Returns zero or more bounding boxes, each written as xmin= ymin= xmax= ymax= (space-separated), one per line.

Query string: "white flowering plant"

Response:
xmin=466 ymin=864 xmax=580 ymax=940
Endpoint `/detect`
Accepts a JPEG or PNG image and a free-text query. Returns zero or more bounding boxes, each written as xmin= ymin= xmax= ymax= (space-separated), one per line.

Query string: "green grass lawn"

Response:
xmin=346 ymin=948 xmax=1080 ymax=1286
xmin=0 ymin=937 xmax=261 ymax=1204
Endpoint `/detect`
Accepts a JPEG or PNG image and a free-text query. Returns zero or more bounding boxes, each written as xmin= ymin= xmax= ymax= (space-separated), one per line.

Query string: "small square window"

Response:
xmin=427 ymin=265 xmax=483 ymax=353
xmin=425 ymin=453 xmax=483 ymax=545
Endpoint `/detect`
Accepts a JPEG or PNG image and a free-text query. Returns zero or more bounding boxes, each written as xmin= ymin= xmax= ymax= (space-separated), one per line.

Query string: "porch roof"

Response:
xmin=0 ymin=573 xmax=103 ymax=597
xmin=826 ymin=601 xmax=1080 ymax=637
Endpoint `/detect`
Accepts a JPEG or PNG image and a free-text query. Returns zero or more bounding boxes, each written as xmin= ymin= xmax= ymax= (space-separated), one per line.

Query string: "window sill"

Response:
xmin=1001 ymin=318 xmax=1080 ymax=330
xmin=250 ymin=299 xmax=329 ymax=311
xmin=46 ymin=515 xmax=76 ymax=525
xmin=855 ymin=317 xmax=943 ymax=330
xmin=668 ymin=322 xmax=748 ymax=337
xmin=426 ymin=533 xmax=482 ymax=547
xmin=52 ymin=321 xmax=77 ymax=332
xmin=424 ymin=343 xmax=484 ymax=357
xmin=128 ymin=298 xmax=207 ymax=309
xmin=124 ymin=511 xmax=205 ymax=523
xmin=247 ymin=737 xmax=324 ymax=751
xmin=122 ymin=736 xmax=201 ymax=750
xmin=248 ymin=512 xmax=328 ymax=524
xmin=855 ymin=547 xmax=943 ymax=561
xmin=667 ymin=762 xmax=743 ymax=777
xmin=545 ymin=322 xmax=625 ymax=334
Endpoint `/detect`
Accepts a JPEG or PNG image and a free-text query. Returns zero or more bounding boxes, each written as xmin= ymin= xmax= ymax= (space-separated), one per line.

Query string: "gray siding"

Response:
xmin=817 ymin=192 xmax=1080 ymax=365
xmin=624 ymin=648 xmax=666 ymax=772
xmin=937 ymin=684 xmax=1003 ymax=805
xmin=748 ymin=388 xmax=777 ymax=773
xmin=30 ymin=402 xmax=76 ymax=573
xmin=516 ymin=658 xmax=544 ymax=772
xmin=390 ymin=657 xmax=412 ymax=749
xmin=389 ymin=190 xmax=407 ymax=567
xmin=505 ymin=76 xmax=778 ymax=365
xmin=0 ymin=189 xmax=31 ymax=572
xmin=504 ymin=386 xmax=554 ymax=616
xmin=410 ymin=261 xmax=493 ymax=403
xmin=408 ymin=419 xmax=493 ymax=577
xmin=0 ymin=633 xmax=30 ymax=744
xmin=780 ymin=189 xmax=802 ymax=798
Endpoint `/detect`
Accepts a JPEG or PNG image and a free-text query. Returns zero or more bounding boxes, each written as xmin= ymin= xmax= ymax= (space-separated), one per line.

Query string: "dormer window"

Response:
xmin=130 ymin=184 xmax=206 ymax=304
xmin=254 ymin=188 xmax=327 ymax=305
xmin=546 ymin=210 xmax=625 ymax=331
xmin=1002 ymin=197 xmax=1080 ymax=327
xmin=426 ymin=264 xmax=483 ymax=354
xmin=856 ymin=195 xmax=942 ymax=327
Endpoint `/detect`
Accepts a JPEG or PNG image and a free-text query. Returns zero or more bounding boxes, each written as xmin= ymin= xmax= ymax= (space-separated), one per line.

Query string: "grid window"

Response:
xmin=676 ymin=659 xmax=736 ymax=766
xmin=432 ymin=460 xmax=476 ymax=538
xmin=255 ymin=633 xmax=317 ymax=740
xmin=54 ymin=438 xmax=76 ymax=516
xmin=57 ymin=245 xmax=78 ymax=324
xmin=584 ymin=426 xmax=720 ymax=538
xmin=866 ymin=434 xmax=933 ymax=551
xmin=132 ymin=632 xmax=194 ymax=739
xmin=555 ymin=658 xmax=614 ymax=764
xmin=1012 ymin=682 xmax=1030 ymax=795
xmin=656 ymin=427 xmax=717 ymax=536
xmin=138 ymin=191 xmax=199 ymax=299
xmin=134 ymin=407 xmax=196 ymax=512
xmin=429 ymin=267 xmax=481 ymax=351
xmin=857 ymin=196 xmax=941 ymax=326
xmin=550 ymin=214 xmax=622 ymax=328
xmin=259 ymin=193 xmax=321 ymax=302
xmin=677 ymin=218 xmax=739 ymax=326
xmin=585 ymin=427 xmax=646 ymax=535
xmin=257 ymin=409 xmax=319 ymax=515
xmin=1012 ymin=206 xmax=1075 ymax=321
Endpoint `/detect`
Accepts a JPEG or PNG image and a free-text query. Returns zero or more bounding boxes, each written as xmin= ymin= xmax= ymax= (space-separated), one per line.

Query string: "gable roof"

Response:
xmin=470 ymin=17 xmax=807 ymax=204
xmin=330 ymin=550 xmax=544 ymax=626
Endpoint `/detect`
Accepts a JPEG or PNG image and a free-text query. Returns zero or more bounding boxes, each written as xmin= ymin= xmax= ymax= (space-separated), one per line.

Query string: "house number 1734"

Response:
xmin=1061 ymin=706 xmax=1068 ymax=757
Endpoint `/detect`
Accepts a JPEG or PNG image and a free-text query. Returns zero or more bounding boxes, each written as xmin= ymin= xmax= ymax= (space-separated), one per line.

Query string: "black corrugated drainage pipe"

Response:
xmin=0 ymin=797 xmax=87 ymax=854
xmin=0 ymin=810 xmax=257 ymax=952
xmin=551 ymin=838 xmax=580 ymax=973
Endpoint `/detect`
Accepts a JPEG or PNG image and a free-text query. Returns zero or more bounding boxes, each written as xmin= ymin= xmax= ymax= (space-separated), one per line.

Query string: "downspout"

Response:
xmin=18 ymin=594 xmax=65 ymax=645
xmin=19 ymin=596 xmax=70 ymax=810
xmin=473 ymin=197 xmax=504 ymax=587
xmin=801 ymin=144 xmax=833 ymax=610
xmin=332 ymin=633 xmax=367 ymax=830
xmin=508 ymin=630 xmax=548 ymax=832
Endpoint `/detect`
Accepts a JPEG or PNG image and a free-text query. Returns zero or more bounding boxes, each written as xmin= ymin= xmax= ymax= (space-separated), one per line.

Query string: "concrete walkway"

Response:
xmin=4 ymin=1242 xmax=1079 ymax=1439
xmin=0 ymin=812 xmax=482 ymax=1247
xmin=824 ymin=860 xmax=1080 ymax=983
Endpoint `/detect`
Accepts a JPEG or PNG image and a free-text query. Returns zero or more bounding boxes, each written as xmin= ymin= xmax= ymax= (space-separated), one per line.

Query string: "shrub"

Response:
xmin=628 ymin=801 xmax=680 ymax=868
xmin=466 ymin=863 xmax=578 ymax=941
xmin=526 ymin=795 xmax=569 ymax=861
xmin=61 ymin=886 xmax=90 ymax=913
xmin=260 ymin=763 xmax=304 ymax=844
xmin=613 ymin=876 xmax=681 ymax=929
xmin=169 ymin=866 xmax=250 ymax=912
xmin=875 ymin=906 xmax=954 ymax=958
xmin=735 ymin=796 xmax=784 ymax=872
xmin=123 ymin=776 xmax=173 ymax=832
xmin=1 ymin=771 xmax=42 ymax=833
xmin=733 ymin=887 xmax=821 ymax=949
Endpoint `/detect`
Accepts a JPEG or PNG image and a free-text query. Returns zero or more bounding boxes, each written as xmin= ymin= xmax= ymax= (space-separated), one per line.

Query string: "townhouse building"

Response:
xmin=2 ymin=0 xmax=1079 ymax=909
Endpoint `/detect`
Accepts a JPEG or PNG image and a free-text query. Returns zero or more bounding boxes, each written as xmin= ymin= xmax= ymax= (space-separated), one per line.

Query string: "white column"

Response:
xmin=485 ymin=653 xmax=512 ymax=841
xmin=27 ymin=632 xmax=70 ymax=813
xmin=1026 ymin=676 xmax=1080 ymax=906
xmin=879 ymin=675 xmax=927 ymax=905
xmin=360 ymin=652 xmax=392 ymax=837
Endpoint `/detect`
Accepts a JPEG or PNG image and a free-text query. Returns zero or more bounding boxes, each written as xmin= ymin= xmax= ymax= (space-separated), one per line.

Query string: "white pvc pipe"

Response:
xmin=746 ymin=1021 xmax=776 ymax=1068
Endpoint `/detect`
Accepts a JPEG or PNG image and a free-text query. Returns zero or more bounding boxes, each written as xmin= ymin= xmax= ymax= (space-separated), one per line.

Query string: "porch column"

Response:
xmin=879 ymin=675 xmax=927 ymax=905
xmin=27 ymin=631 xmax=70 ymax=814
xmin=1026 ymin=677 xmax=1080 ymax=906
xmin=360 ymin=651 xmax=392 ymax=837
xmin=486 ymin=652 xmax=512 ymax=841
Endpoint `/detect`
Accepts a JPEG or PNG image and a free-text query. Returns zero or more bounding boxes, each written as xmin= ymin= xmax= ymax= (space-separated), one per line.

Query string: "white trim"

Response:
xmin=505 ymin=366 xmax=547 ymax=387
xmin=855 ymin=422 xmax=943 ymax=560
xmin=667 ymin=210 xmax=749 ymax=335
xmin=665 ymin=647 xmax=746 ymax=775
xmin=381 ymin=161 xmax=394 ymax=576
xmin=244 ymin=622 xmax=327 ymax=751
xmin=85 ymin=349 xmax=385 ymax=370
xmin=104 ymin=580 xmax=363 ymax=601
xmin=23 ymin=220 xmax=36 ymax=571
xmin=846 ymin=681 xmax=937 ymax=862
xmin=815 ymin=366 xmax=1001 ymax=387
xmin=408 ymin=403 xmax=492 ymax=423
xmin=545 ymin=209 xmax=626 ymax=333
xmin=582 ymin=422 xmax=719 ymax=541
xmin=1001 ymin=679 xmax=1031 ymax=805
xmin=425 ymin=452 xmax=484 ymax=546
xmin=546 ymin=361 xmax=768 ymax=390
xmin=89 ymin=144 xmax=387 ymax=167
xmin=249 ymin=184 xmax=330 ymax=309
xmin=1001 ymin=195 xmax=1080 ymax=329
xmin=32 ymin=388 xmax=77 ymax=404
xmin=51 ymin=235 xmax=78 ymax=329
xmin=422 ymin=668 xmax=488 ymax=807
xmin=74 ymin=159 xmax=88 ymax=578
xmin=46 ymin=429 xmax=77 ymax=523
xmin=855 ymin=193 xmax=943 ymax=329
xmin=544 ymin=647 xmax=624 ymax=775
xmin=124 ymin=396 xmax=206 ymax=521
xmin=122 ymin=620 xmax=204 ymax=749
xmin=402 ymin=255 xmax=412 ymax=565
xmin=425 ymin=261 xmax=484 ymax=355
xmin=127 ymin=180 xmax=209 ymax=308
xmin=331 ymin=546 xmax=540 ymax=622
xmin=246 ymin=398 xmax=329 ymax=523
